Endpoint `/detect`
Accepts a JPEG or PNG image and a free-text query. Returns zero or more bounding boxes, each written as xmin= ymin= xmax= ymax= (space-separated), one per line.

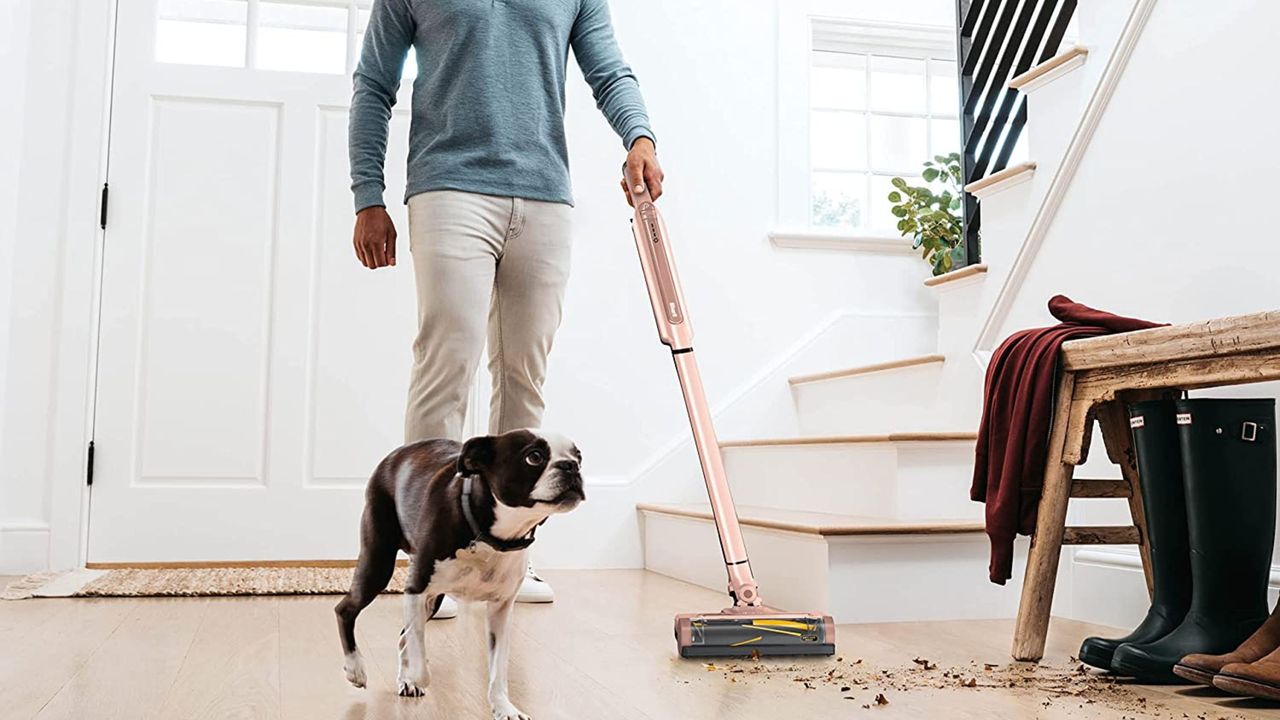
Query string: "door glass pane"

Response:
xmin=256 ymin=1 xmax=348 ymax=74
xmin=811 ymin=51 xmax=866 ymax=110
xmin=929 ymin=59 xmax=959 ymax=116
xmin=869 ymin=56 xmax=926 ymax=114
xmin=810 ymin=111 xmax=866 ymax=170
xmin=869 ymin=115 xmax=927 ymax=172
xmin=811 ymin=172 xmax=866 ymax=228
xmin=930 ymin=118 xmax=961 ymax=158
xmin=156 ymin=0 xmax=248 ymax=68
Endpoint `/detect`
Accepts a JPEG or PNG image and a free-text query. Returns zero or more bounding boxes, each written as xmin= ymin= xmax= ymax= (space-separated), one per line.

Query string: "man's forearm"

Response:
xmin=572 ymin=0 xmax=655 ymax=151
xmin=350 ymin=77 xmax=394 ymax=212
xmin=348 ymin=0 xmax=414 ymax=212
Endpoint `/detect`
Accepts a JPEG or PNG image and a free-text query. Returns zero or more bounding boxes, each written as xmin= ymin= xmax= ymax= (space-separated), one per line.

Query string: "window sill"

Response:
xmin=768 ymin=229 xmax=916 ymax=254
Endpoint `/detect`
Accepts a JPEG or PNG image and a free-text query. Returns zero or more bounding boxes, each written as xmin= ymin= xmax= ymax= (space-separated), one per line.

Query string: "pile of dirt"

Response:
xmin=697 ymin=655 xmax=1252 ymax=718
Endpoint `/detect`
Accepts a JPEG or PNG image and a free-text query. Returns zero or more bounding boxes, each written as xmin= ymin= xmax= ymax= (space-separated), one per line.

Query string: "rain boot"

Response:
xmin=1111 ymin=398 xmax=1276 ymax=684
xmin=1079 ymin=399 xmax=1191 ymax=670
xmin=1177 ymin=602 xmax=1280 ymax=686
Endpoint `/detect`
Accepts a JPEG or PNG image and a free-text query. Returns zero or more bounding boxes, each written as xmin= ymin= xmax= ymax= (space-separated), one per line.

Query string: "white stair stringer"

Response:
xmin=720 ymin=435 xmax=981 ymax=521
xmin=639 ymin=504 xmax=1026 ymax=623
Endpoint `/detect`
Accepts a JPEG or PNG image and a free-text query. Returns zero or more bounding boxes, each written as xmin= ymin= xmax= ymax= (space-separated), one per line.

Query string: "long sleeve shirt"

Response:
xmin=349 ymin=0 xmax=655 ymax=212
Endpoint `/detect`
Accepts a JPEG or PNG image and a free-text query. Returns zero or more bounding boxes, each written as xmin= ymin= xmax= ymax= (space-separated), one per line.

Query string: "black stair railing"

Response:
xmin=954 ymin=0 xmax=1076 ymax=267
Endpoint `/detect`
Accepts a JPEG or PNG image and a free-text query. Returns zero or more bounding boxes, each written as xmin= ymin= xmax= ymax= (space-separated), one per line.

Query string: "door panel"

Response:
xmin=90 ymin=0 xmax=419 ymax=562
xmin=138 ymin=98 xmax=278 ymax=485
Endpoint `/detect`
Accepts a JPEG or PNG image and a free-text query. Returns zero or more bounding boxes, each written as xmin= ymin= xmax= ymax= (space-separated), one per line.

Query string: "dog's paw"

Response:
xmin=342 ymin=652 xmax=367 ymax=688
xmin=491 ymin=701 xmax=531 ymax=720
xmin=397 ymin=664 xmax=430 ymax=697
xmin=397 ymin=679 xmax=427 ymax=697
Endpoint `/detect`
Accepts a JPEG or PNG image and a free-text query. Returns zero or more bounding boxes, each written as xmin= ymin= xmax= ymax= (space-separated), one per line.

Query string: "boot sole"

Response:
xmin=1171 ymin=663 xmax=1217 ymax=687
xmin=1213 ymin=672 xmax=1280 ymax=701
xmin=1110 ymin=656 xmax=1188 ymax=685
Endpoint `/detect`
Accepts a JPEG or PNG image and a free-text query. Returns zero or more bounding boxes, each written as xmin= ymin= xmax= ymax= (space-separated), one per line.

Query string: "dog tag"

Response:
xmin=1176 ymin=412 xmax=1192 ymax=425
xmin=1129 ymin=416 xmax=1145 ymax=429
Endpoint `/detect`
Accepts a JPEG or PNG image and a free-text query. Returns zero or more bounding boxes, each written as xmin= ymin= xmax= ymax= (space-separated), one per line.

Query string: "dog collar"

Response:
xmin=460 ymin=474 xmax=538 ymax=552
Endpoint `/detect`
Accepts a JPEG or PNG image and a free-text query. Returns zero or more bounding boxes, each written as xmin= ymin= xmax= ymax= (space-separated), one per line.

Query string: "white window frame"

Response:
xmin=777 ymin=6 xmax=958 ymax=237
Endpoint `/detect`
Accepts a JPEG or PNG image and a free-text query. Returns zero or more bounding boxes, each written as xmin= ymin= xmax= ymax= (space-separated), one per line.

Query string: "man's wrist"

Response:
xmin=626 ymin=131 xmax=656 ymax=152
xmin=352 ymin=180 xmax=387 ymax=214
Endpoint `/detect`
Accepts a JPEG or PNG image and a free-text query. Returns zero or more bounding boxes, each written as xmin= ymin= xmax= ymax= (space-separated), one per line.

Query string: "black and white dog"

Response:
xmin=336 ymin=429 xmax=584 ymax=720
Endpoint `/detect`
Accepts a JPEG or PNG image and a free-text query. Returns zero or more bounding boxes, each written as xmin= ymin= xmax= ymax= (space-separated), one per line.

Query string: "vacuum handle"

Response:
xmin=628 ymin=188 xmax=693 ymax=350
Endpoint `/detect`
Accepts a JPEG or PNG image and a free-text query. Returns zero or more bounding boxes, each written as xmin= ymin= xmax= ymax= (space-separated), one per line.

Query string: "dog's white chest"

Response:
xmin=427 ymin=544 xmax=525 ymax=602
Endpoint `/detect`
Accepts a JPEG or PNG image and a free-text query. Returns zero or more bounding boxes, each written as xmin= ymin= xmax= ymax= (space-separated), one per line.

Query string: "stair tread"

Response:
xmin=637 ymin=503 xmax=984 ymax=536
xmin=721 ymin=432 xmax=977 ymax=449
xmin=923 ymin=263 xmax=988 ymax=288
xmin=963 ymin=161 xmax=1037 ymax=195
xmin=788 ymin=353 xmax=945 ymax=386
xmin=1009 ymin=44 xmax=1089 ymax=90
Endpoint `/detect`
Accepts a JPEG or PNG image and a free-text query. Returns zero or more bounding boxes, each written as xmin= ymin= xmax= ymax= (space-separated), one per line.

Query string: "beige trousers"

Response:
xmin=404 ymin=190 xmax=572 ymax=443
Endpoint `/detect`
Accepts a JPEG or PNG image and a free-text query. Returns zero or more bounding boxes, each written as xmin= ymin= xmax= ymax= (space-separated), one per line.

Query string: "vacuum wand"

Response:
xmin=627 ymin=186 xmax=760 ymax=605
xmin=627 ymin=186 xmax=835 ymax=657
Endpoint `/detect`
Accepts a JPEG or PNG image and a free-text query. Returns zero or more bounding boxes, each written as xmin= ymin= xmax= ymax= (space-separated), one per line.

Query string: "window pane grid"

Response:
xmin=809 ymin=44 xmax=959 ymax=230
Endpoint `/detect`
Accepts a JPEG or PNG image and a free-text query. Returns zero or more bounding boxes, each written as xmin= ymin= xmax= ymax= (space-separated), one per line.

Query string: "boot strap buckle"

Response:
xmin=1242 ymin=421 xmax=1259 ymax=442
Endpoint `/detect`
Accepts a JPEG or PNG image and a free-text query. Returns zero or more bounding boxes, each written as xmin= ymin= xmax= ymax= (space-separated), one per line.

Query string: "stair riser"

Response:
xmin=1025 ymin=69 xmax=1086 ymax=178
xmin=722 ymin=442 xmax=977 ymax=519
xmin=641 ymin=510 xmax=832 ymax=614
xmin=641 ymin=510 xmax=1024 ymax=623
xmin=826 ymin=535 xmax=1024 ymax=622
xmin=793 ymin=363 xmax=949 ymax=436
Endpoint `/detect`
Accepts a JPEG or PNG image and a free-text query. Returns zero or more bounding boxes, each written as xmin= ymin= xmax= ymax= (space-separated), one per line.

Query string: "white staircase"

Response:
xmin=638 ymin=1 xmax=1134 ymax=623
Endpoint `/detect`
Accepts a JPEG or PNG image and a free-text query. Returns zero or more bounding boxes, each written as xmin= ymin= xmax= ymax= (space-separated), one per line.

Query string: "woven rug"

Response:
xmin=2 ymin=566 xmax=410 ymax=600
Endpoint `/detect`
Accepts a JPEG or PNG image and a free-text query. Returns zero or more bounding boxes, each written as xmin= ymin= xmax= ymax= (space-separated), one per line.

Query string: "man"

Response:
xmin=349 ymin=0 xmax=662 ymax=609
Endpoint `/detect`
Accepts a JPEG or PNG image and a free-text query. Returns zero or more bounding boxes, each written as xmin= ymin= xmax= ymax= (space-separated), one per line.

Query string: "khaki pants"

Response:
xmin=404 ymin=190 xmax=572 ymax=443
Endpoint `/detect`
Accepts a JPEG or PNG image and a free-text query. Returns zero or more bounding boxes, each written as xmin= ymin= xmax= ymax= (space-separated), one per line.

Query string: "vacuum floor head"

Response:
xmin=675 ymin=609 xmax=836 ymax=658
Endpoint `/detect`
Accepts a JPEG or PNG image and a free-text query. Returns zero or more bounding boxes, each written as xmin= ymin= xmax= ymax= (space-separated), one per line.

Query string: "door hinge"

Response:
xmin=99 ymin=183 xmax=109 ymax=229
xmin=86 ymin=440 xmax=96 ymax=486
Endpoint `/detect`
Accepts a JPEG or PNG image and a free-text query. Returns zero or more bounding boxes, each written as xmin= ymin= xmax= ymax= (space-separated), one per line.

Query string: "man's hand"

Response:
xmin=353 ymin=206 xmax=397 ymax=269
xmin=621 ymin=137 xmax=663 ymax=207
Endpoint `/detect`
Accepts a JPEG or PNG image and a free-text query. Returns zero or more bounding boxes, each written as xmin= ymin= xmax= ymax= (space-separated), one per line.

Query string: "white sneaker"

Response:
xmin=434 ymin=594 xmax=459 ymax=619
xmin=515 ymin=562 xmax=554 ymax=603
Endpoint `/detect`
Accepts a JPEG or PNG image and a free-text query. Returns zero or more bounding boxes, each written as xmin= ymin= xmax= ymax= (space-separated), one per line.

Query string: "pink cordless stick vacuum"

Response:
xmin=627 ymin=185 xmax=835 ymax=658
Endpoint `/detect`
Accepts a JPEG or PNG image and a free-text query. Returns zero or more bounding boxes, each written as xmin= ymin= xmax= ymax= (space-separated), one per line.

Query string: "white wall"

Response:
xmin=984 ymin=0 xmax=1280 ymax=626
xmin=0 ymin=0 xmax=951 ymax=572
xmin=0 ymin=0 xmax=71 ymax=572
xmin=0 ymin=0 xmax=31 ymax=496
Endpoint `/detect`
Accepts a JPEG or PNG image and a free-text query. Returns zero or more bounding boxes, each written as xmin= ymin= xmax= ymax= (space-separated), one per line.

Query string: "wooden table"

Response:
xmin=1011 ymin=310 xmax=1280 ymax=661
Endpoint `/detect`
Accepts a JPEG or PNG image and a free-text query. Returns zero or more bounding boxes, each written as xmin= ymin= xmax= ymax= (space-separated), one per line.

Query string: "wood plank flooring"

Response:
xmin=2 ymin=570 xmax=1278 ymax=719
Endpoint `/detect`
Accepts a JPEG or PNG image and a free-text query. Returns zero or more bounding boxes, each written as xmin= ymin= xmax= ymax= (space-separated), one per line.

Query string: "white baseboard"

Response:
xmin=1068 ymin=549 xmax=1280 ymax=630
xmin=0 ymin=521 xmax=50 ymax=574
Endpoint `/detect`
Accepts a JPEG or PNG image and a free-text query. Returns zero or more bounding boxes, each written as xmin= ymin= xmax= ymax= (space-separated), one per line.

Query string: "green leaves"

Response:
xmin=887 ymin=151 xmax=966 ymax=277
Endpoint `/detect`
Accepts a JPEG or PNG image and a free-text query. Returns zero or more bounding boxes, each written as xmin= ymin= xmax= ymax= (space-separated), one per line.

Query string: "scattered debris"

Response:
xmin=693 ymin=653 xmax=1202 ymax=717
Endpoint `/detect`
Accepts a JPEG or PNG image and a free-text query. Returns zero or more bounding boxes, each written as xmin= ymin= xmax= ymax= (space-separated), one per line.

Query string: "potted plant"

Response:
xmin=888 ymin=152 xmax=965 ymax=276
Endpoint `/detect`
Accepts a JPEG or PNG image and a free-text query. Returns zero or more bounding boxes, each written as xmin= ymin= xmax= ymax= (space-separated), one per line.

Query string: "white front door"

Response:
xmin=89 ymin=0 xmax=425 ymax=562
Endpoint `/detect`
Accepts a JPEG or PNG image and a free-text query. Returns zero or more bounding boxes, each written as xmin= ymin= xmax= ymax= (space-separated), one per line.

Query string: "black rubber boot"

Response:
xmin=1079 ymin=399 xmax=1191 ymax=670
xmin=1112 ymin=398 xmax=1276 ymax=684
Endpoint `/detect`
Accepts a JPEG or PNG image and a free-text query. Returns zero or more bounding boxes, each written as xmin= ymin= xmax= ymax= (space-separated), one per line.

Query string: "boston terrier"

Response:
xmin=336 ymin=429 xmax=584 ymax=720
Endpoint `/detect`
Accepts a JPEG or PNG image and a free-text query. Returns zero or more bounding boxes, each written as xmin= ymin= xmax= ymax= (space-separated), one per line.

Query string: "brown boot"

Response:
xmin=1176 ymin=606 xmax=1280 ymax=687
xmin=1213 ymin=646 xmax=1280 ymax=701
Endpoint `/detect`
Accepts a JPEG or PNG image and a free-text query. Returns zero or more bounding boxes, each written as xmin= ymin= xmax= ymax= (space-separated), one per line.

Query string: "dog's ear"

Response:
xmin=458 ymin=435 xmax=497 ymax=476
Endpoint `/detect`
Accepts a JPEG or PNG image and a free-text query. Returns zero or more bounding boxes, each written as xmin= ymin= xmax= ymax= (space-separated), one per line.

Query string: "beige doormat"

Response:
xmin=2 ymin=566 xmax=410 ymax=600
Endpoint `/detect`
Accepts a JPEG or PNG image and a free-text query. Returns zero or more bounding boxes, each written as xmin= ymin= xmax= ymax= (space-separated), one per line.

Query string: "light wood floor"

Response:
xmin=2 ymin=569 xmax=1278 ymax=719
